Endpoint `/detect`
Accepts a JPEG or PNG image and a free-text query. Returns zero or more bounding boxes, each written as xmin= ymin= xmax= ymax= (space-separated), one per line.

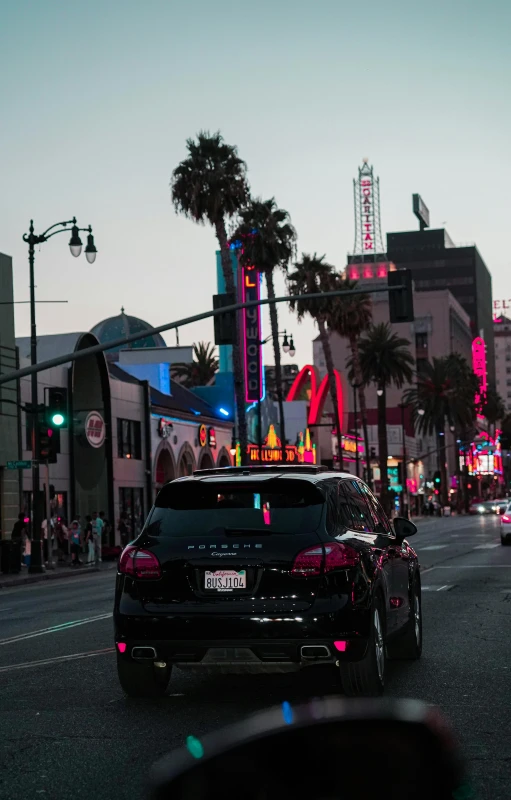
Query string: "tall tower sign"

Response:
xmin=352 ymin=159 xmax=384 ymax=259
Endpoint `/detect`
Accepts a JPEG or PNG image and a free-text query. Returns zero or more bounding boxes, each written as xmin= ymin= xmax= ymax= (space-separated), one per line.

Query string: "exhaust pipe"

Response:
xmin=300 ymin=645 xmax=331 ymax=660
xmin=132 ymin=646 xmax=157 ymax=660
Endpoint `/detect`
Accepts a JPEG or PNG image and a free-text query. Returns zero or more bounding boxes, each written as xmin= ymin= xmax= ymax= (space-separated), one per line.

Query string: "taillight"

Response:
xmin=502 ymin=515 xmax=511 ymax=523
xmin=291 ymin=542 xmax=359 ymax=577
xmin=118 ymin=546 xmax=162 ymax=579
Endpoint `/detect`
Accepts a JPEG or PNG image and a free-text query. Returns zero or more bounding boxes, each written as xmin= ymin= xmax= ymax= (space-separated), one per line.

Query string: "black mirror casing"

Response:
xmin=394 ymin=516 xmax=418 ymax=540
xmin=148 ymin=698 xmax=465 ymax=800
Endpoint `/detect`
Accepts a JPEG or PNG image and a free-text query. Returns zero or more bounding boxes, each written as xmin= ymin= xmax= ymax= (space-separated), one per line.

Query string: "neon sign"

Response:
xmin=347 ymin=262 xmax=395 ymax=282
xmin=360 ymin=177 xmax=374 ymax=252
xmin=242 ymin=264 xmax=263 ymax=403
xmin=247 ymin=424 xmax=316 ymax=464
xmin=286 ymin=365 xmax=344 ymax=427
xmin=472 ymin=337 xmax=487 ymax=408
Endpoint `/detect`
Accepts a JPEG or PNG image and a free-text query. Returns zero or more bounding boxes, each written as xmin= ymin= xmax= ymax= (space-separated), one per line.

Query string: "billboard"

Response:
xmin=412 ymin=194 xmax=430 ymax=229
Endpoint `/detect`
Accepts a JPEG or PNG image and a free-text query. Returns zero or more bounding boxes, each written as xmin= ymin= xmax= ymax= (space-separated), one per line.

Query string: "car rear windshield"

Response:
xmin=146 ymin=479 xmax=325 ymax=537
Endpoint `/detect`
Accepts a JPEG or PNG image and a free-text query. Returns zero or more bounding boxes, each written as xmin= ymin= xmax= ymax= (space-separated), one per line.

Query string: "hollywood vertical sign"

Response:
xmin=472 ymin=337 xmax=487 ymax=409
xmin=360 ymin=177 xmax=374 ymax=252
xmin=242 ymin=263 xmax=263 ymax=403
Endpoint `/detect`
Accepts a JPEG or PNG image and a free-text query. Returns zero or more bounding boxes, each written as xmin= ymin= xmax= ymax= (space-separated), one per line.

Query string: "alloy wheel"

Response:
xmin=414 ymin=595 xmax=421 ymax=645
xmin=374 ymin=608 xmax=384 ymax=681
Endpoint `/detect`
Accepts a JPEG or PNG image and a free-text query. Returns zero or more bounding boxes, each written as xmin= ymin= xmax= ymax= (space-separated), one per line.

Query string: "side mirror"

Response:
xmin=148 ymin=698 xmax=466 ymax=800
xmin=394 ymin=516 xmax=418 ymax=540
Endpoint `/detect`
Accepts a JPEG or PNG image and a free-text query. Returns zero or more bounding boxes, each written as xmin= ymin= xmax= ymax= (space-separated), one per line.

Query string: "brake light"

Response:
xmin=292 ymin=543 xmax=359 ymax=577
xmin=118 ymin=546 xmax=162 ymax=579
xmin=502 ymin=515 xmax=511 ymax=523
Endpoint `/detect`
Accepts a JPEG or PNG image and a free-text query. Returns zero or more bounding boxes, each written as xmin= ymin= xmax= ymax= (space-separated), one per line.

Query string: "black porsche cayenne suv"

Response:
xmin=114 ymin=465 xmax=422 ymax=697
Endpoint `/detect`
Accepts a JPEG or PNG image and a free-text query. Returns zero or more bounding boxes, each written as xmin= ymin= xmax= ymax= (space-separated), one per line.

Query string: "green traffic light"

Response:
xmin=51 ymin=412 xmax=65 ymax=427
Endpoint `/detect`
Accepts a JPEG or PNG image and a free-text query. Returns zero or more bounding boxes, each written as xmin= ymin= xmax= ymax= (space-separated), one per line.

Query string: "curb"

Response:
xmin=0 ymin=563 xmax=116 ymax=589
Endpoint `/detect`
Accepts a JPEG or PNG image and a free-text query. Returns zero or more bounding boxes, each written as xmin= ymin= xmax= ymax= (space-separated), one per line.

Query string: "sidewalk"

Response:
xmin=0 ymin=559 xmax=117 ymax=589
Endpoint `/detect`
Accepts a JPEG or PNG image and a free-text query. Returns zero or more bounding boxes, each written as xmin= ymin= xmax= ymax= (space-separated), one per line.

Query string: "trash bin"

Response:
xmin=0 ymin=539 xmax=22 ymax=574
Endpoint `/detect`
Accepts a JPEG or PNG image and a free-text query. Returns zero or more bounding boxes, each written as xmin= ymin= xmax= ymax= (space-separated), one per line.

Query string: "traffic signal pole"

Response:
xmin=44 ymin=463 xmax=54 ymax=570
xmin=27 ymin=224 xmax=44 ymax=573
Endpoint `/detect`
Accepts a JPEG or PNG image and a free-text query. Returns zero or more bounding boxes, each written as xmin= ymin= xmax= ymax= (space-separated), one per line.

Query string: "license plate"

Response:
xmin=204 ymin=570 xmax=247 ymax=592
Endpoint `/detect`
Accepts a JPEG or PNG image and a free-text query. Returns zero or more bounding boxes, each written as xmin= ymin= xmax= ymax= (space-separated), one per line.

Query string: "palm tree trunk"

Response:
xmin=265 ymin=271 xmax=286 ymax=453
xmin=317 ymin=317 xmax=343 ymax=470
xmin=378 ymin=386 xmax=389 ymax=514
xmin=214 ymin=221 xmax=248 ymax=464
xmin=349 ymin=335 xmax=371 ymax=487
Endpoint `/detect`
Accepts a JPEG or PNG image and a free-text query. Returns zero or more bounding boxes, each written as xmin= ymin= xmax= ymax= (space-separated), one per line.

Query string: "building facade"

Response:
xmin=15 ymin=318 xmax=233 ymax=545
xmin=494 ymin=315 xmax=511 ymax=413
xmin=386 ymin=228 xmax=495 ymax=385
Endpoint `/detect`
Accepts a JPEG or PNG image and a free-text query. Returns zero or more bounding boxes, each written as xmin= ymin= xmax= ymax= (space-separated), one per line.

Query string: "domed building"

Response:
xmin=90 ymin=308 xmax=166 ymax=352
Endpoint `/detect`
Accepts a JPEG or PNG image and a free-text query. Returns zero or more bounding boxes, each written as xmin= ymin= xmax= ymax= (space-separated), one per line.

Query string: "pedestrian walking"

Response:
xmin=11 ymin=513 xmax=28 ymax=568
xmin=84 ymin=515 xmax=94 ymax=564
xmin=55 ymin=518 xmax=69 ymax=563
xmin=92 ymin=510 xmax=103 ymax=564
xmin=70 ymin=521 xmax=82 ymax=566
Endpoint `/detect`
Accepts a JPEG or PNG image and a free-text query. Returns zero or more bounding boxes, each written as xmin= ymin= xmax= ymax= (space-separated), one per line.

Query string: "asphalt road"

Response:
xmin=0 ymin=515 xmax=510 ymax=799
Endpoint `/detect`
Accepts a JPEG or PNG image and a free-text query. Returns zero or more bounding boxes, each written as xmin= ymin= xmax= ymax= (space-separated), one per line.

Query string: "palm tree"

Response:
xmin=231 ymin=198 xmax=296 ymax=451
xmin=355 ymin=323 xmax=414 ymax=513
xmin=171 ymin=131 xmax=250 ymax=460
xmin=327 ymin=275 xmax=372 ymax=483
xmin=172 ymin=342 xmax=218 ymax=388
xmin=481 ymin=387 xmax=506 ymax=437
xmin=287 ymin=254 xmax=344 ymax=469
xmin=404 ymin=356 xmax=478 ymax=508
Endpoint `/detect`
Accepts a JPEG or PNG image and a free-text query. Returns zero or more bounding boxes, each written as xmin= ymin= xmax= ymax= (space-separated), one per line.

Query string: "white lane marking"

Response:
xmin=0 ymin=647 xmax=115 ymax=673
xmin=0 ymin=612 xmax=112 ymax=647
xmin=429 ymin=565 xmax=511 ymax=568
xmin=422 ymin=585 xmax=452 ymax=592
xmin=419 ymin=545 xmax=449 ymax=551
xmin=474 ymin=543 xmax=500 ymax=549
xmin=420 ymin=567 xmax=438 ymax=574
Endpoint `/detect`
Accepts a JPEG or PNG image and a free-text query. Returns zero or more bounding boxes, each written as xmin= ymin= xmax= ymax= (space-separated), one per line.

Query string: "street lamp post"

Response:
xmin=352 ymin=382 xmax=362 ymax=478
xmin=23 ymin=218 xmax=96 ymax=573
xmin=399 ymin=402 xmax=409 ymax=518
xmin=257 ymin=330 xmax=295 ymax=464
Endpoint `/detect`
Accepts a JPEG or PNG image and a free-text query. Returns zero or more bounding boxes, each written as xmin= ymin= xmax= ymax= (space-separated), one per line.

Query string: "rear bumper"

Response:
xmin=115 ymin=637 xmax=368 ymax=669
xmin=114 ymin=607 xmax=371 ymax=666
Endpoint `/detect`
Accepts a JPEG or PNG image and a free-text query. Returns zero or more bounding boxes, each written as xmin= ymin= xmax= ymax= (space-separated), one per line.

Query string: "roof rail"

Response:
xmin=192 ymin=465 xmax=330 ymax=477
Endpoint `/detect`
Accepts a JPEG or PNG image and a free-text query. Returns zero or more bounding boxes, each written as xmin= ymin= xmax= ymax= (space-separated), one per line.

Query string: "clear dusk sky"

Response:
xmin=1 ymin=0 xmax=510 ymax=366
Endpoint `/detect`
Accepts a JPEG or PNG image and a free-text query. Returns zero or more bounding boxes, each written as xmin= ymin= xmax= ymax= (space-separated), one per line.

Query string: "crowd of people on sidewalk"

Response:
xmin=10 ymin=510 xmax=132 ymax=568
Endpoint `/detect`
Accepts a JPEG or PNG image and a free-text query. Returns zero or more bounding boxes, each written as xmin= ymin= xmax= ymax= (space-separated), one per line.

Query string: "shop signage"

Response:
xmin=6 ymin=460 xmax=32 ymax=470
xmin=158 ymin=418 xmax=173 ymax=439
xmin=472 ymin=337 xmax=487 ymax=407
xmin=247 ymin=424 xmax=316 ymax=464
xmin=493 ymin=299 xmax=511 ymax=316
xmin=347 ymin=262 xmax=391 ymax=281
xmin=208 ymin=427 xmax=216 ymax=448
xmin=242 ymin=263 xmax=263 ymax=403
xmin=286 ymin=365 xmax=344 ymax=427
xmin=85 ymin=411 xmax=106 ymax=449
xmin=199 ymin=424 xmax=207 ymax=448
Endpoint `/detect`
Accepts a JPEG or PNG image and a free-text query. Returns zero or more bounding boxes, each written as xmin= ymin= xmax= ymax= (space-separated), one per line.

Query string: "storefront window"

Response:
xmin=119 ymin=487 xmax=145 ymax=537
xmin=117 ymin=419 xmax=142 ymax=459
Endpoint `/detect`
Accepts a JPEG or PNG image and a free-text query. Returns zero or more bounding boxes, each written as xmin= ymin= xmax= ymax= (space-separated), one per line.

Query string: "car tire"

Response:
xmin=338 ymin=597 xmax=385 ymax=697
xmin=386 ymin=576 xmax=422 ymax=660
xmin=501 ymin=535 xmax=510 ymax=546
xmin=116 ymin=654 xmax=171 ymax=698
